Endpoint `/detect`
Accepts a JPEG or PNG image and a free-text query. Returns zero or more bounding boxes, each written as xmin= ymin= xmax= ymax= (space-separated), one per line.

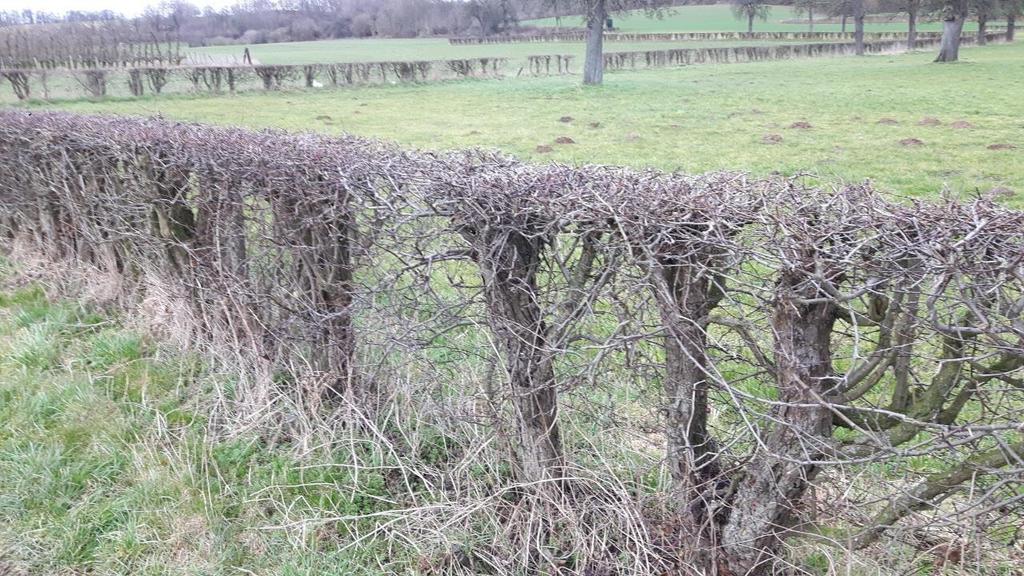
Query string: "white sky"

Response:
xmin=0 ymin=0 xmax=239 ymax=17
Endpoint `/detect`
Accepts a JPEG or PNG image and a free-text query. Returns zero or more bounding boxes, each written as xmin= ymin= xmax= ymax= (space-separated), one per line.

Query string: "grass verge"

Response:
xmin=0 ymin=272 xmax=400 ymax=575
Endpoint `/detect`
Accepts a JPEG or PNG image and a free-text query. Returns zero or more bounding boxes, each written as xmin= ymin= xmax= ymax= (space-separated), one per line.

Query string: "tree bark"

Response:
xmin=842 ymin=14 xmax=847 ymax=33
xmin=888 ymin=282 xmax=920 ymax=414
xmin=809 ymin=5 xmax=814 ymax=33
xmin=2 ymin=72 xmax=30 ymax=100
xmin=748 ymin=12 xmax=754 ymax=34
xmin=852 ymin=438 xmax=1024 ymax=549
xmin=296 ymin=204 xmax=356 ymax=401
xmin=907 ymin=3 xmax=918 ymax=50
xmin=935 ymin=1 xmax=968 ymax=62
xmin=583 ymin=0 xmax=606 ymax=85
xmin=1008 ymin=14 xmax=1016 ymax=42
xmin=478 ymin=229 xmax=564 ymax=487
xmin=977 ymin=15 xmax=988 ymax=45
xmin=651 ymin=256 xmax=724 ymax=532
xmin=854 ymin=0 xmax=866 ymax=55
xmin=149 ymin=166 xmax=196 ymax=279
xmin=720 ymin=267 xmax=838 ymax=575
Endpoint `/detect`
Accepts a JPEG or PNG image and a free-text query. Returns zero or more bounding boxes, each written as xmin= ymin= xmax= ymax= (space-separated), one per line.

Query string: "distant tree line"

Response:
xmin=2 ymin=0 xmax=532 ymax=45
xmin=153 ymin=0 xmax=516 ymax=44
xmin=0 ymin=19 xmax=182 ymax=70
xmin=0 ymin=9 xmax=121 ymax=26
xmin=2 ymin=0 xmax=1017 ymax=80
xmin=734 ymin=0 xmax=1019 ymax=55
xmin=0 ymin=0 xmax=696 ymax=46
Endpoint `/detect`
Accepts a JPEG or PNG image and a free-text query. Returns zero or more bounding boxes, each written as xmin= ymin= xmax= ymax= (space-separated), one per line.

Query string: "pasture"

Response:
xmin=189 ymin=36 xmax=801 ymax=66
xmin=45 ymin=41 xmax=1024 ymax=205
xmin=527 ymin=4 xmax=971 ymax=32
xmin=186 ymin=4 xmax=987 ymax=66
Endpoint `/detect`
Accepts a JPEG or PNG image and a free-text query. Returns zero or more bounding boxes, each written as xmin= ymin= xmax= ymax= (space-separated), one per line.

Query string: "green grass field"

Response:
xmin=0 ymin=36 xmax=805 ymax=101
xmin=188 ymin=4 xmax=986 ymax=67
xmin=40 ymin=41 xmax=1024 ymax=207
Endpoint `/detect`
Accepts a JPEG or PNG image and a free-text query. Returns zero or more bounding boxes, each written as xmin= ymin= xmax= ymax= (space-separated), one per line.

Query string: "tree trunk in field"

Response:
xmin=977 ymin=15 xmax=988 ymax=45
xmin=854 ymin=0 xmax=866 ymax=55
xmin=1008 ymin=14 xmax=1016 ymax=41
xmin=720 ymin=269 xmax=838 ymax=575
xmin=935 ymin=9 xmax=967 ymax=62
xmin=479 ymin=229 xmax=564 ymax=487
xmin=809 ymin=5 xmax=814 ymax=32
xmin=583 ymin=0 xmax=606 ymax=85
xmin=855 ymin=15 xmax=865 ymax=54
xmin=748 ymin=12 xmax=754 ymax=34
xmin=842 ymin=14 xmax=847 ymax=33
xmin=908 ymin=4 xmax=918 ymax=50
xmin=651 ymin=258 xmax=723 ymax=531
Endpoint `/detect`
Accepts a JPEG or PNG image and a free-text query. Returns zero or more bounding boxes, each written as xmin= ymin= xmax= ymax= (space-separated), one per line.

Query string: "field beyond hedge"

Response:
xmin=39 ymin=41 xmax=1024 ymax=206
xmin=525 ymin=4 xmax=974 ymax=32
xmin=187 ymin=5 xmax=979 ymax=66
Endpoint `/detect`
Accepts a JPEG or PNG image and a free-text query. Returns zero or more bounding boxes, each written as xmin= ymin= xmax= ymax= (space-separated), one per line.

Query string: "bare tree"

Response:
xmin=1007 ymin=0 xmax=1022 ymax=40
xmin=936 ymin=0 xmax=970 ymax=60
xmin=906 ymin=0 xmax=921 ymax=48
xmin=827 ymin=0 xmax=855 ymax=32
xmin=852 ymin=0 xmax=867 ymax=54
xmin=793 ymin=0 xmax=826 ymax=32
xmin=0 ymin=19 xmax=182 ymax=70
xmin=571 ymin=0 xmax=672 ymax=85
xmin=731 ymin=0 xmax=772 ymax=33
xmin=583 ymin=0 xmax=607 ymax=84
xmin=973 ymin=0 xmax=1002 ymax=44
xmin=1 ymin=71 xmax=30 ymax=100
xmin=464 ymin=0 xmax=517 ymax=35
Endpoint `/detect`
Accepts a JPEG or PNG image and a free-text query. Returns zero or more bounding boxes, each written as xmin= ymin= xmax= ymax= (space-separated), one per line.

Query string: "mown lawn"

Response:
xmin=39 ymin=41 xmax=1024 ymax=206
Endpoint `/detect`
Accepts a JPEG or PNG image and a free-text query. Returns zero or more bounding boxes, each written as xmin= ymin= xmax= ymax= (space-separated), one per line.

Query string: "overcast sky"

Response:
xmin=0 ymin=0 xmax=239 ymax=17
